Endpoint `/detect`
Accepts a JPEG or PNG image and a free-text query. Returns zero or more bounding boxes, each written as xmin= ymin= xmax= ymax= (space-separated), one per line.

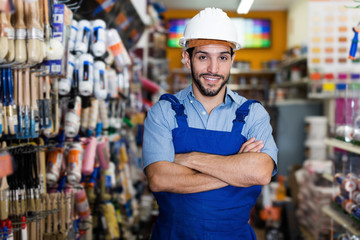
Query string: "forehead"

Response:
xmin=194 ymin=44 xmax=232 ymax=54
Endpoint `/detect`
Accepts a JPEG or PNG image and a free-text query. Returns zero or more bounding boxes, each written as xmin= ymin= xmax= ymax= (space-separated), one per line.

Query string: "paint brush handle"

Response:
xmin=43 ymin=75 xmax=51 ymax=128
xmin=24 ymin=68 xmax=30 ymax=138
xmin=37 ymin=75 xmax=44 ymax=129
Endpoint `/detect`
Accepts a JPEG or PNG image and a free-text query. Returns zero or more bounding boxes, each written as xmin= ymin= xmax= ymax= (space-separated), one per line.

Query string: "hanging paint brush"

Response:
xmin=43 ymin=0 xmax=50 ymax=59
xmin=24 ymin=68 xmax=31 ymax=138
xmin=43 ymin=75 xmax=52 ymax=133
xmin=5 ymin=13 xmax=14 ymax=63
xmin=30 ymin=71 xmax=39 ymax=138
xmin=37 ymin=74 xmax=44 ymax=131
xmin=13 ymin=0 xmax=27 ymax=64
xmin=0 ymin=12 xmax=9 ymax=62
xmin=24 ymin=0 xmax=42 ymax=64
xmin=17 ymin=69 xmax=25 ymax=138
xmin=1 ymin=69 xmax=8 ymax=136
xmin=6 ymin=68 xmax=18 ymax=136
xmin=51 ymin=78 xmax=59 ymax=135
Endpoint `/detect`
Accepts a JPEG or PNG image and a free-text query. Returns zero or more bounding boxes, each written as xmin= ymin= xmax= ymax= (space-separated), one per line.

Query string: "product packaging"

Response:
xmin=42 ymin=4 xmax=73 ymax=77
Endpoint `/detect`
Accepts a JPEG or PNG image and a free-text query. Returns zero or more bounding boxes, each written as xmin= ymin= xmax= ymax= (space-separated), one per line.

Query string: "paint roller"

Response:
xmin=78 ymin=53 xmax=94 ymax=97
xmin=91 ymin=19 xmax=106 ymax=57
xmin=75 ymin=20 xmax=91 ymax=54
xmin=94 ymin=61 xmax=108 ymax=100
xmin=59 ymin=53 xmax=75 ymax=96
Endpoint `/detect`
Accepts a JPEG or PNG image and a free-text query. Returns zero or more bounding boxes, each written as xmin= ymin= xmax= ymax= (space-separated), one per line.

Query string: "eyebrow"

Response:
xmin=194 ymin=50 xmax=232 ymax=55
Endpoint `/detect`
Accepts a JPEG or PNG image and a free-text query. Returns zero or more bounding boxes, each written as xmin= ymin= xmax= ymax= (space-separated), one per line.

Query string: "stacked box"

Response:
xmin=296 ymin=160 xmax=337 ymax=239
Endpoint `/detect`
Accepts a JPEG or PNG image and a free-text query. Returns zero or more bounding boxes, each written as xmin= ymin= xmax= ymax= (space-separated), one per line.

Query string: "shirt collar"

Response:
xmin=176 ymin=85 xmax=239 ymax=104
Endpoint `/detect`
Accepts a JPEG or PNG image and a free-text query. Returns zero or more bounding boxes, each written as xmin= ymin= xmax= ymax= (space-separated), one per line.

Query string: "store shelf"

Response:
xmin=324 ymin=138 xmax=360 ymax=155
xmin=279 ymin=57 xmax=307 ymax=69
xmin=228 ymin=84 xmax=265 ymax=91
xmin=322 ymin=205 xmax=360 ymax=236
xmin=272 ymin=79 xmax=308 ymax=88
xmin=322 ymin=173 xmax=334 ymax=182
xmin=230 ymin=68 xmax=276 ymax=75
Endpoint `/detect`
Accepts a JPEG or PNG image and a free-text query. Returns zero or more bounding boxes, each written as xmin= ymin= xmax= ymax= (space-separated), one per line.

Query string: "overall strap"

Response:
xmin=159 ymin=94 xmax=188 ymax=128
xmin=232 ymin=99 xmax=261 ymax=132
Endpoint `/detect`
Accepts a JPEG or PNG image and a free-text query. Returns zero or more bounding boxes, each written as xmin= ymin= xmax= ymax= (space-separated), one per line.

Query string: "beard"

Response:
xmin=191 ymin=62 xmax=230 ymax=96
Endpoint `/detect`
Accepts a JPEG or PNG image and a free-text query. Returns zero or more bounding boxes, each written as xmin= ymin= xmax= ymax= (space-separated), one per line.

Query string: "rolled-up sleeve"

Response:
xmin=245 ymin=104 xmax=279 ymax=176
xmin=142 ymin=102 xmax=175 ymax=170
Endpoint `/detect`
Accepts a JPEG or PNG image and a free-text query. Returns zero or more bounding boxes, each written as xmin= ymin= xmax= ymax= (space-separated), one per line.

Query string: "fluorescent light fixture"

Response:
xmin=237 ymin=0 xmax=254 ymax=14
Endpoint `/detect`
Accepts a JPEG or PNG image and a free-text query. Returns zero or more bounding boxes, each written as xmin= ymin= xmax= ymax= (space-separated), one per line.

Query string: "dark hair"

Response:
xmin=186 ymin=47 xmax=234 ymax=59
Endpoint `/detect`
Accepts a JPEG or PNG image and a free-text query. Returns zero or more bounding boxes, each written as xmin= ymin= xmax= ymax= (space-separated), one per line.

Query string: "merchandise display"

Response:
xmin=1 ymin=0 xmax=360 ymax=239
xmin=0 ymin=0 xmax=155 ymax=239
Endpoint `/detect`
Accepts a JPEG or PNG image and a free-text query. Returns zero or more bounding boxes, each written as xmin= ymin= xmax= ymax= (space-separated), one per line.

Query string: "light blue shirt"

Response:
xmin=142 ymin=85 xmax=278 ymax=176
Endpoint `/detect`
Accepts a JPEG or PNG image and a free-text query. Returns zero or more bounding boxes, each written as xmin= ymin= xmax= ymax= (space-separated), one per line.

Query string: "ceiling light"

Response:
xmin=237 ymin=0 xmax=254 ymax=14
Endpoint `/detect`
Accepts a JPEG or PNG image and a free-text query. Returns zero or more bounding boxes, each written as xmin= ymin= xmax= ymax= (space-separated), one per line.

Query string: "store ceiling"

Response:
xmin=156 ymin=0 xmax=293 ymax=11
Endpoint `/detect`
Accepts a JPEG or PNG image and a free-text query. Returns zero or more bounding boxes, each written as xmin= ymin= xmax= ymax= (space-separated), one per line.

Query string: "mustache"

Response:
xmin=199 ymin=73 xmax=224 ymax=80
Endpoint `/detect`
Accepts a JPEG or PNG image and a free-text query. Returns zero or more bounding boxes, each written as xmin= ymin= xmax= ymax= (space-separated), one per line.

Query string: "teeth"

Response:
xmin=204 ymin=77 xmax=217 ymax=81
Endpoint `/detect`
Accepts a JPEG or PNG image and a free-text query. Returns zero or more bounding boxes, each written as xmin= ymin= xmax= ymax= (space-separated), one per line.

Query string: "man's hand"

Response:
xmin=238 ymin=137 xmax=264 ymax=153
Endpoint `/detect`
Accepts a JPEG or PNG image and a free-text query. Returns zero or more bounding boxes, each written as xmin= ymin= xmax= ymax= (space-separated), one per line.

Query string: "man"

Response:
xmin=142 ymin=7 xmax=278 ymax=240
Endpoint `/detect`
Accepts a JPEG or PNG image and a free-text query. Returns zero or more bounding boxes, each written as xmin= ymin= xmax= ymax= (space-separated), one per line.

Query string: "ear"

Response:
xmin=182 ymin=50 xmax=191 ymax=69
xmin=231 ymin=52 xmax=236 ymax=64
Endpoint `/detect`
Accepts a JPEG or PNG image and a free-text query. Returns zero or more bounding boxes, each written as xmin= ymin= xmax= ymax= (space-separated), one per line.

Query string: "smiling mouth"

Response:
xmin=200 ymin=74 xmax=224 ymax=82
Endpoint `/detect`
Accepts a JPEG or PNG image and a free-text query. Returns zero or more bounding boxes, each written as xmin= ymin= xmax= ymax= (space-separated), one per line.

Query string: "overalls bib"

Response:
xmin=151 ymin=94 xmax=262 ymax=240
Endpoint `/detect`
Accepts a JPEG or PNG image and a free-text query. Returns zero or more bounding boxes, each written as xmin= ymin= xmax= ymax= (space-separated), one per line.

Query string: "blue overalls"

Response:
xmin=151 ymin=94 xmax=262 ymax=240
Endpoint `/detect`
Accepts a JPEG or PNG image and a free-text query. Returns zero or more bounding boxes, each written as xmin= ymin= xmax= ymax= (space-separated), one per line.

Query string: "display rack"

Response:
xmin=323 ymin=138 xmax=360 ymax=236
xmin=324 ymin=138 xmax=360 ymax=155
xmin=322 ymin=205 xmax=360 ymax=236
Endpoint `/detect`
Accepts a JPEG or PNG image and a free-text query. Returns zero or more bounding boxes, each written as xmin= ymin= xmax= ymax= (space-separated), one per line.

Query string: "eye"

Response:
xmin=220 ymin=56 xmax=229 ymax=61
xmin=198 ymin=55 xmax=207 ymax=60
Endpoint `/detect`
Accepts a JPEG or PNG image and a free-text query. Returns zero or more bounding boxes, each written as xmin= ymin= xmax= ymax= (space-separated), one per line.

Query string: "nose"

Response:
xmin=207 ymin=58 xmax=219 ymax=74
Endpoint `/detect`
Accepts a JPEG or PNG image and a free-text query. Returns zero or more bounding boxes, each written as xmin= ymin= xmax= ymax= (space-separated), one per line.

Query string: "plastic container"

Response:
xmin=305 ymin=140 xmax=327 ymax=160
xmin=91 ymin=19 xmax=106 ymax=57
xmin=275 ymin=175 xmax=286 ymax=201
xmin=335 ymin=83 xmax=353 ymax=142
xmin=305 ymin=116 xmax=327 ymax=140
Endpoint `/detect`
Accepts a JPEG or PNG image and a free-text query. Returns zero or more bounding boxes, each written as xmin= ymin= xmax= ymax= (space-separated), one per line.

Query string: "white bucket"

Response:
xmin=305 ymin=140 xmax=327 ymax=160
xmin=305 ymin=116 xmax=328 ymax=140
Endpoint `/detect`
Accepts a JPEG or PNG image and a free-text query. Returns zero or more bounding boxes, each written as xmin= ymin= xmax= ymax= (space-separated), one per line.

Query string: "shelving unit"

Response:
xmin=323 ymin=138 xmax=360 ymax=236
xmin=322 ymin=205 xmax=360 ymax=236
xmin=324 ymin=138 xmax=360 ymax=155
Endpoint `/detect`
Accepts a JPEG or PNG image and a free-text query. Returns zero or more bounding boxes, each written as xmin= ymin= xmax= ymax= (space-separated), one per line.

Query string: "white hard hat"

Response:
xmin=179 ymin=8 xmax=240 ymax=50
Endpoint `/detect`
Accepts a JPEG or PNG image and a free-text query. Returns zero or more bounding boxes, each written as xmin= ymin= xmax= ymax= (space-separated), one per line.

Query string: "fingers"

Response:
xmin=239 ymin=137 xmax=264 ymax=153
xmin=239 ymin=137 xmax=255 ymax=153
